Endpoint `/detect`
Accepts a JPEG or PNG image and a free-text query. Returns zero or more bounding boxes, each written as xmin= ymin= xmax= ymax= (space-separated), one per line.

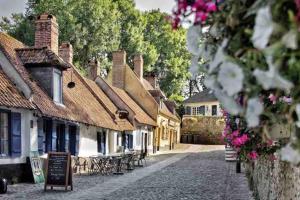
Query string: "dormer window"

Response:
xmin=53 ymin=69 xmax=63 ymax=104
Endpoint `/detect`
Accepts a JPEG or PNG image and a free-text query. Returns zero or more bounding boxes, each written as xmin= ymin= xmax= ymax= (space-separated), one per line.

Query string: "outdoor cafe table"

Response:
xmin=109 ymin=153 xmax=124 ymax=175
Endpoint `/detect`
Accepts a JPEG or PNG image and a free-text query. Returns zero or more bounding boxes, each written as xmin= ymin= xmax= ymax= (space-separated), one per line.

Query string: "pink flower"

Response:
xmin=195 ymin=11 xmax=207 ymax=23
xmin=232 ymin=130 xmax=239 ymax=137
xmin=248 ymin=151 xmax=258 ymax=160
xmin=232 ymin=134 xmax=249 ymax=147
xmin=268 ymin=94 xmax=277 ymax=104
xmin=267 ymin=139 xmax=273 ymax=146
xmin=206 ymin=2 xmax=217 ymax=12
xmin=282 ymin=96 xmax=292 ymax=104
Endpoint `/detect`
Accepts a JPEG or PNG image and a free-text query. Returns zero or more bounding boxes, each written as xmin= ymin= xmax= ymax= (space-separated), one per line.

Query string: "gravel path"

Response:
xmin=0 ymin=145 xmax=253 ymax=200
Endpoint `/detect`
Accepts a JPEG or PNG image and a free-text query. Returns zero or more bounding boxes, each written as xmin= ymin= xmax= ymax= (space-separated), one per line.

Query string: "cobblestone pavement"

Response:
xmin=0 ymin=145 xmax=253 ymax=200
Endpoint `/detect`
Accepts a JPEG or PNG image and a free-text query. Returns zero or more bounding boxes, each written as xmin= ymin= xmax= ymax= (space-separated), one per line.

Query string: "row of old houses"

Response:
xmin=0 ymin=13 xmax=180 ymax=182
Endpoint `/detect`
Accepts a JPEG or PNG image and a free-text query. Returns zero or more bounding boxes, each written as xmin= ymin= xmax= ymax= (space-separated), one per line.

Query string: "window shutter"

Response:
xmin=37 ymin=119 xmax=44 ymax=154
xmin=186 ymin=106 xmax=191 ymax=115
xmin=52 ymin=121 xmax=57 ymax=152
xmin=11 ymin=112 xmax=21 ymax=157
xmin=75 ymin=126 xmax=79 ymax=156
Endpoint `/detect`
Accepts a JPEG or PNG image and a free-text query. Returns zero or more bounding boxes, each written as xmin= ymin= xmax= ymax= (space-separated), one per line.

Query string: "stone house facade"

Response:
xmin=181 ymin=90 xmax=224 ymax=144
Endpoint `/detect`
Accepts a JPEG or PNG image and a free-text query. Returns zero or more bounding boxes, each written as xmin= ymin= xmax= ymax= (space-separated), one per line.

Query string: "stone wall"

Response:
xmin=181 ymin=116 xmax=225 ymax=145
xmin=246 ymin=154 xmax=300 ymax=200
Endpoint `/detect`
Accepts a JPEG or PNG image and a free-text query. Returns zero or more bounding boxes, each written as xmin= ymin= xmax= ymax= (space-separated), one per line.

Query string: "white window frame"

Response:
xmin=53 ymin=69 xmax=63 ymax=104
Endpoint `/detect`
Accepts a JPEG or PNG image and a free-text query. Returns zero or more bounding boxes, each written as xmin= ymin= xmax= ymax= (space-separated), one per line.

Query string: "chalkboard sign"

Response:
xmin=29 ymin=151 xmax=45 ymax=184
xmin=44 ymin=152 xmax=73 ymax=191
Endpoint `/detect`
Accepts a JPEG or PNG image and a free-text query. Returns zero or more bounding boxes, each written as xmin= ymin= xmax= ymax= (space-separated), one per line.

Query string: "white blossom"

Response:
xmin=204 ymin=75 xmax=220 ymax=91
xmin=208 ymin=39 xmax=228 ymax=74
xmin=187 ymin=25 xmax=202 ymax=56
xmin=246 ymin=98 xmax=263 ymax=127
xmin=252 ymin=6 xmax=274 ymax=50
xmin=253 ymin=57 xmax=293 ymax=92
xmin=214 ymin=88 xmax=242 ymax=115
xmin=282 ymin=30 xmax=298 ymax=50
xmin=217 ymin=62 xmax=244 ymax=96
xmin=189 ymin=55 xmax=200 ymax=79
xmin=280 ymin=143 xmax=300 ymax=165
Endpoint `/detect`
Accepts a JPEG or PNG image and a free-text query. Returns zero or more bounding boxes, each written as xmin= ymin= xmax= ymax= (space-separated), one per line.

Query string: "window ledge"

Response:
xmin=54 ymin=102 xmax=65 ymax=108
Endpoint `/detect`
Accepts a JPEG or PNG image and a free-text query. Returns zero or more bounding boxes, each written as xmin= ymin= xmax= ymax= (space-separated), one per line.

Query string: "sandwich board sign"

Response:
xmin=29 ymin=151 xmax=45 ymax=184
xmin=44 ymin=152 xmax=73 ymax=191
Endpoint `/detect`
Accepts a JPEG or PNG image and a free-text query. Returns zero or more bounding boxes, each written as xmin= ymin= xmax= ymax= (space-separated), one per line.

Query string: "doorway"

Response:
xmin=56 ymin=123 xmax=65 ymax=152
xmin=97 ymin=131 xmax=106 ymax=154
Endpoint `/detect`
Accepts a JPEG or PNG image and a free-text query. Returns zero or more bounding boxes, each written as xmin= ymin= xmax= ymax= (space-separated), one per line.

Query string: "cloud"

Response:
xmin=0 ymin=0 xmax=26 ymax=18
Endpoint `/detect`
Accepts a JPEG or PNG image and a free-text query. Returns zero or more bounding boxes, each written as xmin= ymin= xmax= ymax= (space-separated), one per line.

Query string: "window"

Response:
xmin=212 ymin=105 xmax=217 ymax=116
xmin=53 ymin=69 xmax=62 ymax=103
xmin=0 ymin=112 xmax=9 ymax=156
xmin=192 ymin=107 xmax=197 ymax=115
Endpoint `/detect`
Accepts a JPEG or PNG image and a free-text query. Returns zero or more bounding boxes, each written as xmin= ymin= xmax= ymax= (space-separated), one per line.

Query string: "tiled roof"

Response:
xmin=142 ymin=78 xmax=180 ymax=122
xmin=183 ymin=90 xmax=218 ymax=104
xmin=63 ymin=68 xmax=120 ymax=130
xmin=0 ymin=67 xmax=35 ymax=109
xmin=109 ymin=85 xmax=157 ymax=127
xmin=0 ymin=32 xmax=122 ymax=130
xmin=16 ymin=47 xmax=69 ymax=69
xmin=84 ymin=78 xmax=134 ymax=131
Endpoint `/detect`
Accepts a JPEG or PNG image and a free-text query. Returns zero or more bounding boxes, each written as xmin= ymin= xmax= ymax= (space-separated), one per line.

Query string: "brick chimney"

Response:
xmin=133 ymin=54 xmax=143 ymax=80
xmin=144 ymin=73 xmax=158 ymax=89
xmin=35 ymin=13 xmax=59 ymax=54
xmin=112 ymin=50 xmax=126 ymax=89
xmin=59 ymin=42 xmax=73 ymax=63
xmin=88 ymin=59 xmax=100 ymax=80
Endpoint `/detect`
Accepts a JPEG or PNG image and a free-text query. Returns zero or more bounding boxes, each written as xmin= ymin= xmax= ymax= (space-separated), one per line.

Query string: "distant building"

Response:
xmin=183 ymin=90 xmax=221 ymax=116
xmin=181 ymin=90 xmax=224 ymax=145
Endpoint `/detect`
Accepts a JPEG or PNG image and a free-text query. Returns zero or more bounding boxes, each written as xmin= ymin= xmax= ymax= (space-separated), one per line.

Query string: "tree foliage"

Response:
xmin=0 ymin=0 xmax=190 ymax=101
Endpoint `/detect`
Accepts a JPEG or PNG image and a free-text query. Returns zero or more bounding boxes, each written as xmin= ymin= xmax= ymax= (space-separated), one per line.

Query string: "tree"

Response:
xmin=142 ymin=11 xmax=191 ymax=101
xmin=0 ymin=1 xmax=191 ymax=101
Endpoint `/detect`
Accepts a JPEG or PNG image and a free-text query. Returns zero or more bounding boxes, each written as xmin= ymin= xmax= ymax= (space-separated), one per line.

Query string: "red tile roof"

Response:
xmin=16 ymin=47 xmax=69 ymax=69
xmin=0 ymin=32 xmax=125 ymax=130
xmin=84 ymin=78 xmax=134 ymax=131
xmin=109 ymin=85 xmax=157 ymax=126
xmin=0 ymin=67 xmax=35 ymax=109
xmin=142 ymin=78 xmax=180 ymax=122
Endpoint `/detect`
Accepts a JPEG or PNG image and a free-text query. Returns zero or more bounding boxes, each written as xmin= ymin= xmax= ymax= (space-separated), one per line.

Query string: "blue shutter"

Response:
xmin=65 ymin=125 xmax=69 ymax=153
xmin=52 ymin=121 xmax=57 ymax=152
xmin=75 ymin=126 xmax=79 ymax=156
xmin=37 ymin=119 xmax=44 ymax=154
xmin=186 ymin=106 xmax=191 ymax=115
xmin=11 ymin=112 xmax=21 ymax=157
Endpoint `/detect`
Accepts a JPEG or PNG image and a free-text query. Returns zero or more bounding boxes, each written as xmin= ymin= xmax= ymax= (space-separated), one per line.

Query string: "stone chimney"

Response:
xmin=88 ymin=59 xmax=100 ymax=80
xmin=144 ymin=73 xmax=158 ymax=89
xmin=112 ymin=50 xmax=126 ymax=89
xmin=35 ymin=13 xmax=59 ymax=54
xmin=133 ymin=54 xmax=143 ymax=80
xmin=59 ymin=42 xmax=73 ymax=63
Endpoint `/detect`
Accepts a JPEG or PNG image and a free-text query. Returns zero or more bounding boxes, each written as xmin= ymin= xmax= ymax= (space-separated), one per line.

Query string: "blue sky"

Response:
xmin=0 ymin=0 xmax=175 ymax=18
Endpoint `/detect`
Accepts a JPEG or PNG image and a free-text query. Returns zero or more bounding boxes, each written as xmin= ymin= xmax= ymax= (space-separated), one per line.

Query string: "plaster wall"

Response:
xmin=0 ymin=106 xmax=37 ymax=165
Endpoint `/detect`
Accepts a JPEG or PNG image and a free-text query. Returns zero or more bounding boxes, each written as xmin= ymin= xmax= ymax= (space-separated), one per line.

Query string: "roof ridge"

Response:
xmin=69 ymin=66 xmax=118 ymax=124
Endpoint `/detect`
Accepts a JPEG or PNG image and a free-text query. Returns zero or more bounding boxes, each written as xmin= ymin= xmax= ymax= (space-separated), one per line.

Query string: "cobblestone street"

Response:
xmin=1 ymin=145 xmax=253 ymax=200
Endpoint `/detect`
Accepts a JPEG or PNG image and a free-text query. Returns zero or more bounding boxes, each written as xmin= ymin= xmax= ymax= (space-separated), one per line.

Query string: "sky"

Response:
xmin=0 ymin=0 xmax=176 ymax=18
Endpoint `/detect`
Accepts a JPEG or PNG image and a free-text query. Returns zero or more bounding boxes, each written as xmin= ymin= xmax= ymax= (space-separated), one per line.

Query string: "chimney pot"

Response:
xmin=144 ymin=73 xmax=158 ymax=89
xmin=133 ymin=54 xmax=143 ymax=81
xmin=87 ymin=59 xmax=100 ymax=80
xmin=59 ymin=42 xmax=73 ymax=63
xmin=112 ymin=50 xmax=126 ymax=89
xmin=35 ymin=13 xmax=59 ymax=54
